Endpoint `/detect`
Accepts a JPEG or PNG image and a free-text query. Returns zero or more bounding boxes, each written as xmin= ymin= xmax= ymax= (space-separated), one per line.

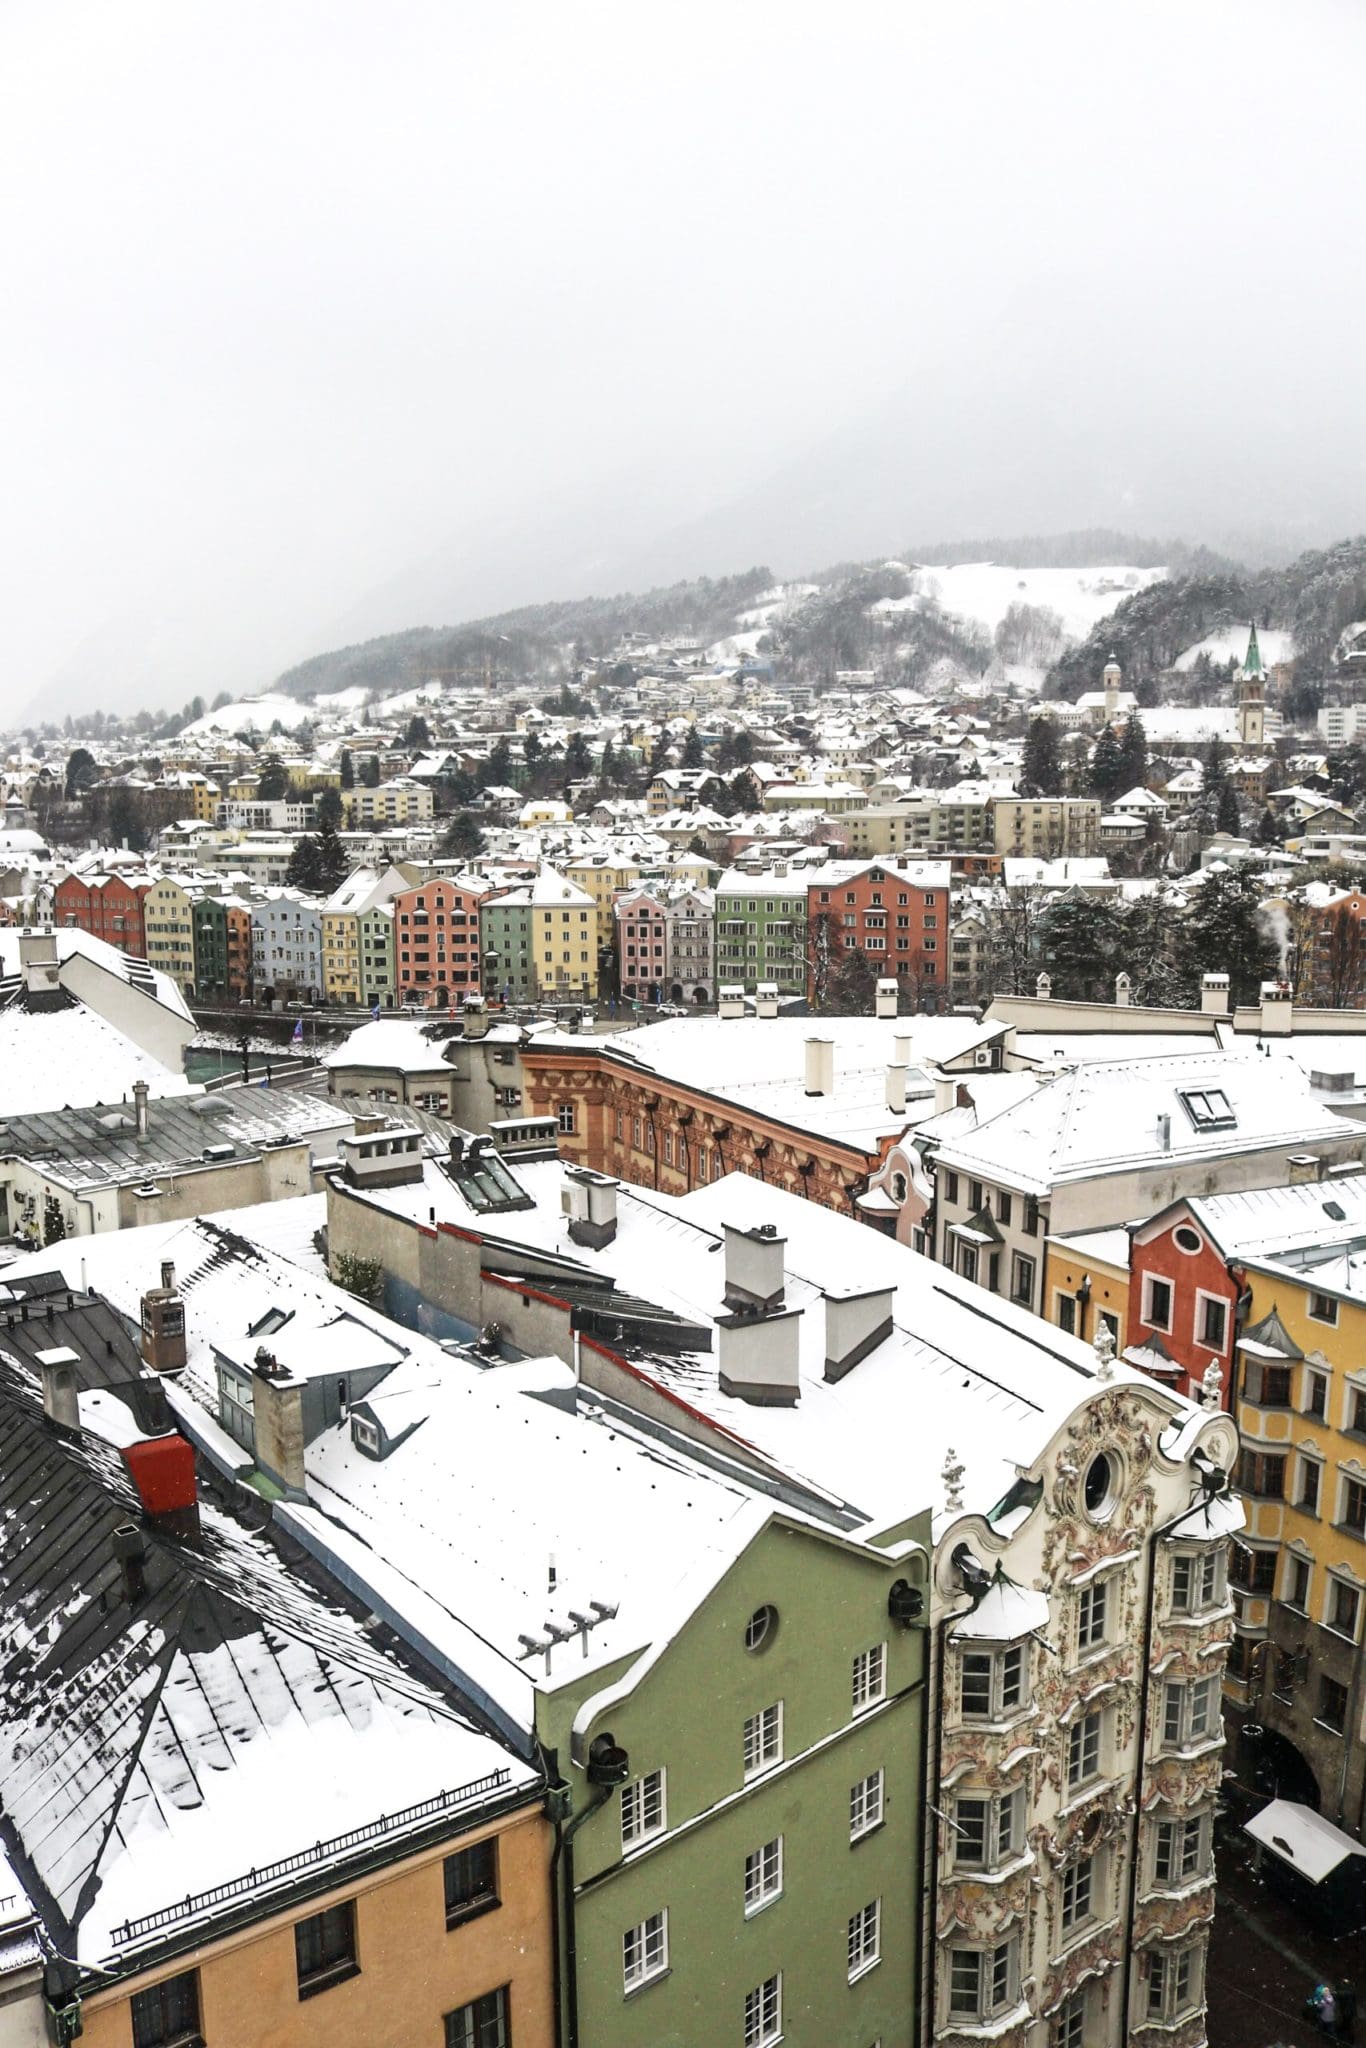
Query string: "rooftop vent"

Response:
xmin=1200 ymin=971 xmax=1230 ymax=1016
xmin=561 ymin=1166 xmax=618 ymax=1249
xmin=723 ymin=1222 xmax=785 ymax=1314
xmin=804 ymin=1036 xmax=834 ymax=1097
xmin=824 ymin=1285 xmax=894 ymax=1383
xmin=874 ymin=977 xmax=898 ymax=1020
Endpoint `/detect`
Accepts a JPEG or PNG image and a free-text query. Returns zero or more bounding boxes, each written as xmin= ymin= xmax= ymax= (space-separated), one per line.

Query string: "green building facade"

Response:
xmin=481 ymin=887 xmax=535 ymax=1004
xmin=358 ymin=904 xmax=396 ymax=1008
xmin=715 ymin=874 xmax=809 ymax=995
xmin=537 ymin=1512 xmax=929 ymax=2048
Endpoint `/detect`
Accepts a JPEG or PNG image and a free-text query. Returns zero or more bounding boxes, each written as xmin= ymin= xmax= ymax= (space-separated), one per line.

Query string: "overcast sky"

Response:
xmin=3 ymin=0 xmax=1363 ymax=723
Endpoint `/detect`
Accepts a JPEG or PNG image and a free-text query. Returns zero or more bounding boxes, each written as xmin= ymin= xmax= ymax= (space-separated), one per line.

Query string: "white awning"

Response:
xmin=1245 ymin=1800 xmax=1366 ymax=1885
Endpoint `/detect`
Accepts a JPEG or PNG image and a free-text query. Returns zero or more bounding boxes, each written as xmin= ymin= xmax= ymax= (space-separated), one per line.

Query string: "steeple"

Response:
xmin=1243 ymin=621 xmax=1264 ymax=679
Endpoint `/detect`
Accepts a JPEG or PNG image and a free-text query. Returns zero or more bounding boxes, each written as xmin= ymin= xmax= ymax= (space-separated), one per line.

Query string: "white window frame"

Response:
xmin=1146 ymin=1942 xmax=1200 ymax=2023
xmin=620 ymin=1768 xmax=666 ymax=1850
xmin=952 ymin=1787 xmax=1024 ymax=1873
xmin=1152 ymin=1810 xmax=1211 ymax=1889
xmin=1170 ymin=1545 xmax=1226 ymax=1616
xmin=847 ymin=1898 xmax=881 ymax=1982
xmin=743 ymin=1702 xmax=783 ymax=1779
xmin=1067 ymin=1708 xmax=1104 ymax=1792
xmin=850 ymin=1768 xmax=885 ymax=1842
xmin=1077 ymin=1578 xmax=1109 ymax=1654
xmin=947 ymin=1937 xmax=1017 ymax=2022
xmin=1194 ymin=1288 xmax=1229 ymax=1352
xmin=1060 ymin=1850 xmax=1098 ymax=1934
xmin=1326 ymin=1574 xmax=1362 ymax=1643
xmin=1051 ymin=1986 xmax=1088 ymax=2048
xmin=743 ymin=1973 xmax=782 ymax=2048
xmin=959 ymin=1642 xmax=1027 ymax=1722
xmin=1160 ymin=1675 xmax=1219 ymax=1751
xmin=744 ymin=1836 xmax=783 ymax=1917
xmin=622 ymin=1909 xmax=668 ymax=1993
xmin=1142 ymin=1272 xmax=1173 ymax=1333
xmin=852 ymin=1643 xmax=887 ymax=1714
xmin=1309 ymin=1289 xmax=1339 ymax=1326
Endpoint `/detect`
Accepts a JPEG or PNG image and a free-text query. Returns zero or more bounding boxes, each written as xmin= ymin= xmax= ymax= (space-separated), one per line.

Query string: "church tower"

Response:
xmin=1102 ymin=654 xmax=1122 ymax=726
xmin=1237 ymin=622 xmax=1266 ymax=747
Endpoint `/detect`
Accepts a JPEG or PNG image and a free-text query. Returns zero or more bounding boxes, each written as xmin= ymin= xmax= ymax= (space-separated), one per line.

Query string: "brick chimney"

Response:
xmin=140 ymin=1261 xmax=187 ymax=1374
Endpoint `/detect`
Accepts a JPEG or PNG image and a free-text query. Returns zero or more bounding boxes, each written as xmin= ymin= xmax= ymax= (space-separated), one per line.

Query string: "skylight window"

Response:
xmin=1177 ymin=1088 xmax=1236 ymax=1132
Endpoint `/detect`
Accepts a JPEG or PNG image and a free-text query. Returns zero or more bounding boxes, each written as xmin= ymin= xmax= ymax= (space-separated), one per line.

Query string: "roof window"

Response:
xmin=1177 ymin=1087 xmax=1236 ymax=1132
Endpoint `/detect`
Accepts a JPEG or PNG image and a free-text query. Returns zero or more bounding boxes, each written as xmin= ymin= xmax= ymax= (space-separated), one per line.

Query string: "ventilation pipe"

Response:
xmin=132 ymin=1080 xmax=150 ymax=1138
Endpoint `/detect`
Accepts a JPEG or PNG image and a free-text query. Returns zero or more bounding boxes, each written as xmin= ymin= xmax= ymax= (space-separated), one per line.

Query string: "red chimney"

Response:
xmin=122 ymin=1434 xmax=199 ymax=1538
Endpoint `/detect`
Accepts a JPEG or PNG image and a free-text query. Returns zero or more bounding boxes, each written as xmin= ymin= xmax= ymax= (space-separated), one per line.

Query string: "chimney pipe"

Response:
xmin=886 ymin=1064 xmax=907 ymax=1115
xmin=804 ymin=1036 xmax=834 ymax=1097
xmin=1200 ymin=971 xmax=1230 ymax=1017
xmin=932 ymin=1070 xmax=955 ymax=1116
xmin=824 ymin=1285 xmax=895 ymax=1383
xmin=1114 ymin=972 xmax=1131 ymax=1008
xmin=874 ymin=977 xmax=899 ymax=1020
xmin=133 ymin=1080 xmax=149 ymax=1138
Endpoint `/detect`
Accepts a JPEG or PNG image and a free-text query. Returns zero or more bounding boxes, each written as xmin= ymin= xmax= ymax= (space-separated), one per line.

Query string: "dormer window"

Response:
xmin=352 ymin=1415 xmax=380 ymax=1457
xmin=1177 ymin=1087 xmax=1236 ymax=1132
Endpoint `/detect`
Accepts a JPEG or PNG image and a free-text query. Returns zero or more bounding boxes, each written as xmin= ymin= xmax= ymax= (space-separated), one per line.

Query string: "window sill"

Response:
xmin=744 ymin=1892 xmax=783 ymax=1919
xmin=297 ymin=1961 xmax=361 ymax=2001
xmin=623 ymin=1969 xmax=671 ymax=2000
xmin=847 ymin=1958 xmax=881 ymax=1986
xmin=445 ymin=1896 xmax=501 ymax=1931
xmin=950 ymin=1848 xmax=1033 ymax=1888
xmin=1313 ymin=1718 xmax=1347 ymax=1739
xmin=1332 ymin=1523 xmax=1366 ymax=1544
xmin=1144 ymin=1872 xmax=1214 ymax=1903
xmin=850 ymin=1818 xmax=885 ymax=1848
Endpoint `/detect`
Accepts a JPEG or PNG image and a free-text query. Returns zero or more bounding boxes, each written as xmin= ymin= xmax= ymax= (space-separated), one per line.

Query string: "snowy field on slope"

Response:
xmin=181 ymin=693 xmax=319 ymax=737
xmin=871 ymin=562 xmax=1167 ymax=642
xmin=1174 ymin=625 xmax=1295 ymax=670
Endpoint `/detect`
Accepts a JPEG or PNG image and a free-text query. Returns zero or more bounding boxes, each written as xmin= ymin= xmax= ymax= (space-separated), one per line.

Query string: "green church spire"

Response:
xmin=1244 ymin=621 xmax=1264 ymax=677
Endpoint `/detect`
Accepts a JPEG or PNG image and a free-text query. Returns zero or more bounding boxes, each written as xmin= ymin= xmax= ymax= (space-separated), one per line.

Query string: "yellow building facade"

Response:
xmin=1227 ymin=1259 xmax=1366 ymax=1825
xmin=566 ymin=855 xmax=639 ymax=953
xmin=531 ymin=872 xmax=598 ymax=999
xmin=144 ymin=877 xmax=199 ymax=992
xmin=1041 ymin=1229 xmax=1131 ymax=1353
xmin=79 ymin=1801 xmax=555 ymax=2048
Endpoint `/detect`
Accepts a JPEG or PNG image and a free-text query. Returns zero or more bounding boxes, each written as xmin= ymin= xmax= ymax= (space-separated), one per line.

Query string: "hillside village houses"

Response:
xmin=6 ymin=581 xmax=1366 ymax=2045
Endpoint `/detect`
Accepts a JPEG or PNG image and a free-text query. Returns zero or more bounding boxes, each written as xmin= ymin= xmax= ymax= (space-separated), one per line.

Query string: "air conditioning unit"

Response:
xmin=975 ymin=1049 xmax=992 ymax=1068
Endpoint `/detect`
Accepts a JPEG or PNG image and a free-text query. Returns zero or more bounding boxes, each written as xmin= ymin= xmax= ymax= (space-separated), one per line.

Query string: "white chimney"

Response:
xmin=1260 ymin=979 xmax=1293 ymax=1037
xmin=18 ymin=927 xmax=60 ymax=996
xmin=1035 ymin=972 xmax=1052 ymax=999
xmin=723 ymin=1222 xmax=785 ymax=1313
xmin=1114 ymin=971 xmax=1131 ymax=1008
xmin=37 ymin=1346 xmax=81 ymax=1433
xmin=804 ymin=1036 xmax=834 ymax=1097
xmin=1200 ymin=971 xmax=1230 ymax=1016
xmin=886 ymin=1064 xmax=907 ymax=1114
xmin=824 ymin=1285 xmax=895 ymax=1383
xmin=755 ymin=983 xmax=780 ymax=1019
xmin=1287 ymin=1153 xmax=1322 ymax=1185
xmin=562 ymin=1165 xmax=619 ymax=1248
xmin=133 ymin=1079 xmax=150 ymax=1138
xmin=718 ymin=1305 xmax=802 ymax=1406
xmin=932 ymin=1069 xmax=955 ymax=1116
xmin=719 ymin=984 xmax=746 ymax=1020
xmin=1156 ymin=1112 xmax=1171 ymax=1150
xmin=875 ymin=977 xmax=899 ymax=1019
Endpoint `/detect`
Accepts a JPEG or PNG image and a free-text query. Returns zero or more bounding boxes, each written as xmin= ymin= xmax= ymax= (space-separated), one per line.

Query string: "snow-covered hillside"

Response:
xmin=1174 ymin=625 xmax=1295 ymax=671
xmin=872 ymin=562 xmax=1166 ymax=643
xmin=180 ymin=694 xmax=320 ymax=738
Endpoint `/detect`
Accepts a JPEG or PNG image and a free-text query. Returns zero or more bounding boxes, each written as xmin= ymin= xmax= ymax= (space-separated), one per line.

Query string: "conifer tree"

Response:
xmin=1021 ymin=717 xmax=1063 ymax=795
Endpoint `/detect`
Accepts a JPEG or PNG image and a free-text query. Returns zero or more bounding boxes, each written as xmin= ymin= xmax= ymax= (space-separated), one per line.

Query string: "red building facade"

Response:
xmin=1128 ymin=1199 xmax=1241 ymax=1408
xmin=54 ymin=873 xmax=151 ymax=957
xmin=805 ymin=859 xmax=950 ymax=1008
xmin=392 ymin=877 xmax=483 ymax=1007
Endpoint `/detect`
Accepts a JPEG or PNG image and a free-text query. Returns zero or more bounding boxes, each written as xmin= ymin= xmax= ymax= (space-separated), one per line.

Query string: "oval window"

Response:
xmin=1083 ymin=1452 xmax=1117 ymax=1521
xmin=744 ymin=1604 xmax=778 ymax=1653
xmin=1174 ymin=1226 xmax=1202 ymax=1255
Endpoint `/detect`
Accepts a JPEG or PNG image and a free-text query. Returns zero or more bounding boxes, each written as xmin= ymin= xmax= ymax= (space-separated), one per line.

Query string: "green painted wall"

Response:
xmin=714 ymin=886 xmax=807 ymax=994
xmin=538 ymin=1514 xmax=928 ymax=2048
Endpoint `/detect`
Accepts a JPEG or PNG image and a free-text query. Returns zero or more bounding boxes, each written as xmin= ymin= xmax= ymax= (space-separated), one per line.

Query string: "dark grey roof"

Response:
xmin=0 ymin=1351 xmax=534 ymax=1977
xmin=0 ymin=1080 xmax=354 ymax=1190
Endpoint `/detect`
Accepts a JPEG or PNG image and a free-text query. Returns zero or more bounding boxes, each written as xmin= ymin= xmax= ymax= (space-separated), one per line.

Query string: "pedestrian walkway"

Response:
xmin=1209 ymin=1836 xmax=1360 ymax=2047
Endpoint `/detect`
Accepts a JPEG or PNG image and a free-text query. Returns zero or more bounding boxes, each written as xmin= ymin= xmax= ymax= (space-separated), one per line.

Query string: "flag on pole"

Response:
xmin=370 ymin=1002 xmax=380 ymax=1020
xmin=291 ymin=1018 xmax=304 ymax=1045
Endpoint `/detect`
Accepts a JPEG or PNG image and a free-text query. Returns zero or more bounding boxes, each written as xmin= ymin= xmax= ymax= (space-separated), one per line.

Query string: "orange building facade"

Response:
xmin=520 ymin=1041 xmax=877 ymax=1214
xmin=78 ymin=1799 xmax=554 ymax=2048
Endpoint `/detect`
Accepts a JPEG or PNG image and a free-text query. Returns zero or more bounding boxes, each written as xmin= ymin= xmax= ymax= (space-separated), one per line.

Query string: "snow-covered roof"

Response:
xmin=0 ymin=1344 xmax=535 ymax=1970
xmin=1244 ymin=1800 xmax=1366 ymax=1885
xmin=540 ymin=1013 xmax=1005 ymax=1153
xmin=0 ymin=1005 xmax=198 ymax=1118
